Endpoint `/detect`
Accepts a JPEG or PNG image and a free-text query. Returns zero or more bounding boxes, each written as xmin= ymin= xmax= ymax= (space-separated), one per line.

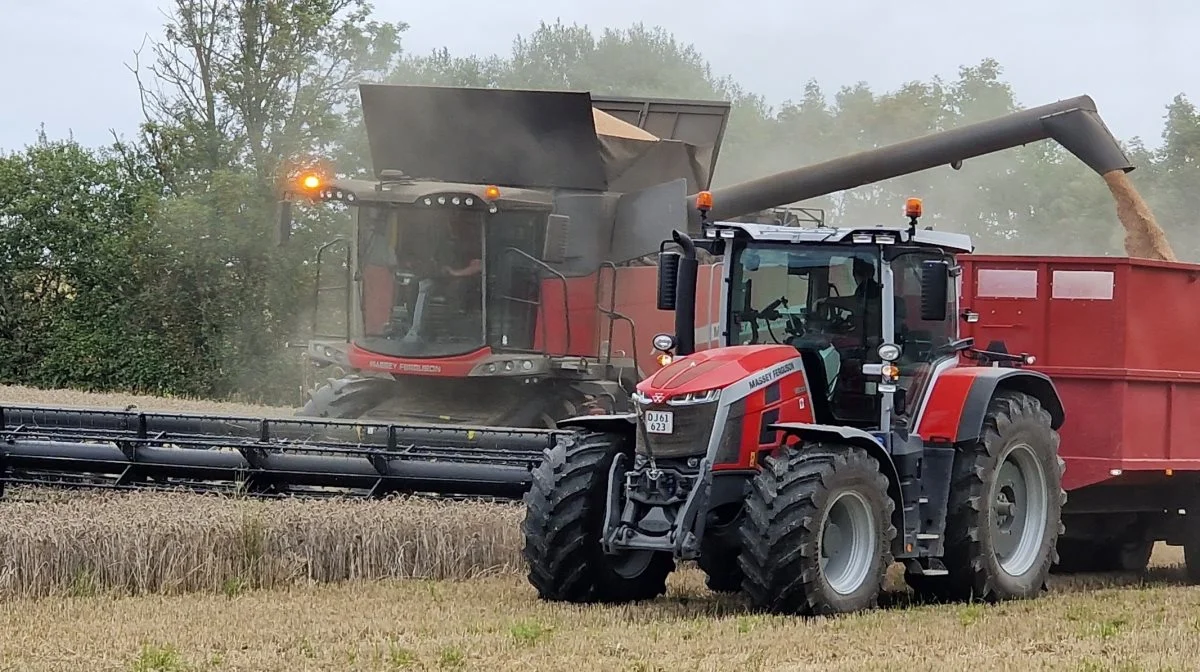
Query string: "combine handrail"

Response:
xmin=502 ymin=247 xmax=573 ymax=355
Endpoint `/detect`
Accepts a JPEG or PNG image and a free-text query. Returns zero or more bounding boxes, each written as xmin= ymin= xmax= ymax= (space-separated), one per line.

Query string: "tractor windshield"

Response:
xmin=729 ymin=242 xmax=883 ymax=424
xmin=357 ymin=205 xmax=486 ymax=358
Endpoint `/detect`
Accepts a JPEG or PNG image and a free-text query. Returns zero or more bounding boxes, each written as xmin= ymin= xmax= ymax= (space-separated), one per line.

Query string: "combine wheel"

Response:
xmin=737 ymin=444 xmax=895 ymax=615
xmin=522 ymin=431 xmax=675 ymax=603
xmin=910 ymin=390 xmax=1065 ymax=603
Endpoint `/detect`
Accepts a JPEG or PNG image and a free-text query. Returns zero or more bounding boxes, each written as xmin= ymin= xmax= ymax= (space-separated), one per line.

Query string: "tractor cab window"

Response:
xmin=355 ymin=205 xmax=486 ymax=359
xmin=729 ymin=243 xmax=882 ymax=426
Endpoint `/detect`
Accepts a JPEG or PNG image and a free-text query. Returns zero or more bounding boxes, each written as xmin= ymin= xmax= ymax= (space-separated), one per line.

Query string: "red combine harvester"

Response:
xmin=521 ymin=94 xmax=1200 ymax=616
xmin=278 ymin=83 xmax=733 ymax=428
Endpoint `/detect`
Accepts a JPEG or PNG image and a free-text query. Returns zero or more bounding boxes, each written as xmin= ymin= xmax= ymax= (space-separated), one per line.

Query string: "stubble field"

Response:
xmin=1 ymin=384 xmax=1198 ymax=672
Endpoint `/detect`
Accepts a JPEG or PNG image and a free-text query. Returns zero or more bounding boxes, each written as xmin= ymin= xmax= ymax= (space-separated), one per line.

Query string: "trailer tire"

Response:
xmin=911 ymin=390 xmax=1065 ymax=603
xmin=737 ymin=443 xmax=895 ymax=615
xmin=522 ymin=431 xmax=675 ymax=603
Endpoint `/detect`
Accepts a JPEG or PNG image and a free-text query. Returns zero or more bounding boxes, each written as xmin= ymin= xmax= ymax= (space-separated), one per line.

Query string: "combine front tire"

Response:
xmin=522 ymin=431 xmax=674 ymax=603
xmin=738 ymin=444 xmax=895 ymax=616
xmin=911 ymin=390 xmax=1065 ymax=603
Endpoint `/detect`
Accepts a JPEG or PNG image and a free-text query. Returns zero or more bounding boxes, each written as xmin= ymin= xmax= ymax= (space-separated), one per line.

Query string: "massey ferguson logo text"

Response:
xmin=747 ymin=361 xmax=795 ymax=389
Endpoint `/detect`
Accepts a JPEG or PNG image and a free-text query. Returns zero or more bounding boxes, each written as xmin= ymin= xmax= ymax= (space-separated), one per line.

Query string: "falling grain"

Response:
xmin=1104 ymin=169 xmax=1177 ymax=261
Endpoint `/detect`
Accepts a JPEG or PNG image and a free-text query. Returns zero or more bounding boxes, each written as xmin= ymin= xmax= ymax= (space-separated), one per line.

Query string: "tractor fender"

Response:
xmin=297 ymin=374 xmax=401 ymax=418
xmin=917 ymin=367 xmax=1065 ymax=445
xmin=768 ymin=422 xmax=906 ymax=538
xmin=555 ymin=413 xmax=638 ymax=445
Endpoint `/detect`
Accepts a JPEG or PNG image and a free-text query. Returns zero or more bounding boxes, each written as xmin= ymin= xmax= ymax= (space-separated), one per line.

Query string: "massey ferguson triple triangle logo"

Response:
xmin=652 ymin=393 xmax=665 ymax=404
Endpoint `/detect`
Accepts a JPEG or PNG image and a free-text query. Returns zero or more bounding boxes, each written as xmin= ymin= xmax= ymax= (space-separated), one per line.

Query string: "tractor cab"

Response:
xmin=692 ymin=197 xmax=974 ymax=433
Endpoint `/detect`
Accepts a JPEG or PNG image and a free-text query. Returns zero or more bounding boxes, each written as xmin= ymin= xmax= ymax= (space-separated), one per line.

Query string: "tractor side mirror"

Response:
xmin=542 ymin=214 xmax=570 ymax=264
xmin=657 ymin=251 xmax=681 ymax=310
xmin=920 ymin=260 xmax=949 ymax=321
xmin=275 ymin=200 xmax=293 ymax=247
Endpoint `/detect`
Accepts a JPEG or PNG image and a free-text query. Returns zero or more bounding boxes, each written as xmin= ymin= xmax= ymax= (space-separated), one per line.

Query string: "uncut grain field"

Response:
xmin=2 ymin=385 xmax=1199 ymax=672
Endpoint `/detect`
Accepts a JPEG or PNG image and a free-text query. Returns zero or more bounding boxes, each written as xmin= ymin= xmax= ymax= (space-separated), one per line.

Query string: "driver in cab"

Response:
xmin=823 ymin=257 xmax=881 ymax=308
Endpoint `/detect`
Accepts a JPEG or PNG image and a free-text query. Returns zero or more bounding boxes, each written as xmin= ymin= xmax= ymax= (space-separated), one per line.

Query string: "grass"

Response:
xmin=3 ymin=385 xmax=1200 ymax=670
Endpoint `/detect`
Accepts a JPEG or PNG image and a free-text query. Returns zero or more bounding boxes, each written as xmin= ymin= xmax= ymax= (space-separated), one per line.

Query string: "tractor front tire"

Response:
xmin=911 ymin=390 xmax=1065 ymax=603
xmin=738 ymin=443 xmax=895 ymax=616
xmin=522 ymin=431 xmax=675 ymax=603
xmin=697 ymin=506 xmax=746 ymax=593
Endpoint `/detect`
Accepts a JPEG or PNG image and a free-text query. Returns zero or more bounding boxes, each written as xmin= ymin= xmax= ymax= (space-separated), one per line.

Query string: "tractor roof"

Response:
xmin=706 ymin=220 xmax=974 ymax=253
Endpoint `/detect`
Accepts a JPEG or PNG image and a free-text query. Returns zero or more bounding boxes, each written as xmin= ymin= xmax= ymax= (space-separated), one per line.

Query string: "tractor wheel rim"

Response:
xmin=990 ymin=441 xmax=1049 ymax=577
xmin=820 ymin=490 xmax=877 ymax=595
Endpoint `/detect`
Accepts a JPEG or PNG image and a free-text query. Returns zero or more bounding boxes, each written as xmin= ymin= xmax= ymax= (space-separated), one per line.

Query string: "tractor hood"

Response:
xmin=638 ymin=345 xmax=801 ymax=398
xmin=358 ymin=84 xmax=731 ymax=194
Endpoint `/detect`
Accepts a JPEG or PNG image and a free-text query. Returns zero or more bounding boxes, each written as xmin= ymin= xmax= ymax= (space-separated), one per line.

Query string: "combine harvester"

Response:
xmin=519 ymin=94 xmax=1200 ymax=616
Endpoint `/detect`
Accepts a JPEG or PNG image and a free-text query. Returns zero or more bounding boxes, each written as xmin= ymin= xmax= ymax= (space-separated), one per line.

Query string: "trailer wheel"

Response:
xmin=914 ymin=390 xmax=1065 ymax=603
xmin=737 ymin=443 xmax=895 ymax=615
xmin=522 ymin=431 xmax=674 ymax=603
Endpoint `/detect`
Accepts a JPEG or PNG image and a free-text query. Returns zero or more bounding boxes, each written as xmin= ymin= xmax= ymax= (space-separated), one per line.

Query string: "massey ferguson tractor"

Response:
xmin=520 ymin=95 xmax=1150 ymax=615
xmin=277 ymin=83 xmax=732 ymax=429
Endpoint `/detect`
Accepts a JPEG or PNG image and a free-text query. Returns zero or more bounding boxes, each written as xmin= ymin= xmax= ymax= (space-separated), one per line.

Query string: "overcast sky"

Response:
xmin=2 ymin=0 xmax=1195 ymax=153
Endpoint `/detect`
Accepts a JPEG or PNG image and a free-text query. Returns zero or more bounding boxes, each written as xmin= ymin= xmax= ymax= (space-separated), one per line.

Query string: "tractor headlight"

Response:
xmin=652 ymin=333 xmax=676 ymax=352
xmin=667 ymin=389 xmax=721 ymax=406
xmin=877 ymin=343 xmax=902 ymax=362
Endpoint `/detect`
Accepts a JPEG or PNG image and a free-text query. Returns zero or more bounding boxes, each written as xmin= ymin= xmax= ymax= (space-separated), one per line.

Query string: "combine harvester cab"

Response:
xmin=521 ymin=93 xmax=1199 ymax=617
xmin=280 ymin=83 xmax=733 ymax=430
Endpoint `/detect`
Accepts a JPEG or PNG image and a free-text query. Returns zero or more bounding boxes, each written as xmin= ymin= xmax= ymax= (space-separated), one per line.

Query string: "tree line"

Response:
xmin=1 ymin=1 xmax=1196 ymax=404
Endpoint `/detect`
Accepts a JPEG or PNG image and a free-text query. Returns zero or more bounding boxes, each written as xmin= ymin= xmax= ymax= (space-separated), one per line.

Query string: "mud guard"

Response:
xmin=920 ymin=368 xmax=1065 ymax=445
xmin=769 ymin=422 xmax=907 ymax=555
xmin=555 ymin=414 xmax=638 ymax=444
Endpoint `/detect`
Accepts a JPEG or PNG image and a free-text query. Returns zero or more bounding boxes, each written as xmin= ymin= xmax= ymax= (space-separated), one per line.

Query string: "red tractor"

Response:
xmin=278 ymin=83 xmax=731 ymax=428
xmin=520 ymin=94 xmax=1150 ymax=615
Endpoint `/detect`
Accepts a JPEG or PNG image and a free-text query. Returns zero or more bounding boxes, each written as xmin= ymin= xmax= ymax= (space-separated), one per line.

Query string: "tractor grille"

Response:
xmin=635 ymin=401 xmax=718 ymax=458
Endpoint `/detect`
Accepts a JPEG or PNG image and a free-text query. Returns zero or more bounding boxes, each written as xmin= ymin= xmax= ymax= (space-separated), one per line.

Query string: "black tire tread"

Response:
xmin=736 ymin=443 xmax=896 ymax=615
xmin=521 ymin=431 xmax=674 ymax=603
xmin=909 ymin=389 xmax=1065 ymax=603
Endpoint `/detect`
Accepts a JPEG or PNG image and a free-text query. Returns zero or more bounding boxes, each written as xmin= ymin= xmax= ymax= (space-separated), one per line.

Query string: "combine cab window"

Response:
xmin=355 ymin=206 xmax=486 ymax=359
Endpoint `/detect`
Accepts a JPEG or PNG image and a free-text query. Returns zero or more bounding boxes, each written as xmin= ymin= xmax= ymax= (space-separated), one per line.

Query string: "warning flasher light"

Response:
xmin=301 ymin=174 xmax=321 ymax=190
xmin=905 ymin=197 xmax=923 ymax=218
xmin=696 ymin=190 xmax=713 ymax=211
xmin=484 ymin=185 xmax=501 ymax=200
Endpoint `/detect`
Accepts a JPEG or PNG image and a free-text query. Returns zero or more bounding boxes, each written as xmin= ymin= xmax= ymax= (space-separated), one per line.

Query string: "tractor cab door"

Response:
xmin=885 ymin=247 xmax=958 ymax=419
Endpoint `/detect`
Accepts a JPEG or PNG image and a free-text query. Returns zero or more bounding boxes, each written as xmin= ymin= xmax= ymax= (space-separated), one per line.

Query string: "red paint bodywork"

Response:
xmin=634 ymin=344 xmax=815 ymax=470
xmin=956 ymin=254 xmax=1200 ymax=490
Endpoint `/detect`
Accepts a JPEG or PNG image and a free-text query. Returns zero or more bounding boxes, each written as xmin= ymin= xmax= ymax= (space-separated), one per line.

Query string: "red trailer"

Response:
xmin=959 ymin=254 xmax=1200 ymax=573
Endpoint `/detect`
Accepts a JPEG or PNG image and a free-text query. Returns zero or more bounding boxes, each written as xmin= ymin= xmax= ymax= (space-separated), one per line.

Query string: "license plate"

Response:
xmin=644 ymin=410 xmax=674 ymax=434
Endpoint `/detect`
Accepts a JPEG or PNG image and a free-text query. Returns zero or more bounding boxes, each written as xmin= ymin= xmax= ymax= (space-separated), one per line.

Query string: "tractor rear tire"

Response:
xmin=522 ymin=431 xmax=675 ymax=603
xmin=909 ymin=390 xmax=1065 ymax=603
xmin=737 ymin=443 xmax=895 ymax=616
